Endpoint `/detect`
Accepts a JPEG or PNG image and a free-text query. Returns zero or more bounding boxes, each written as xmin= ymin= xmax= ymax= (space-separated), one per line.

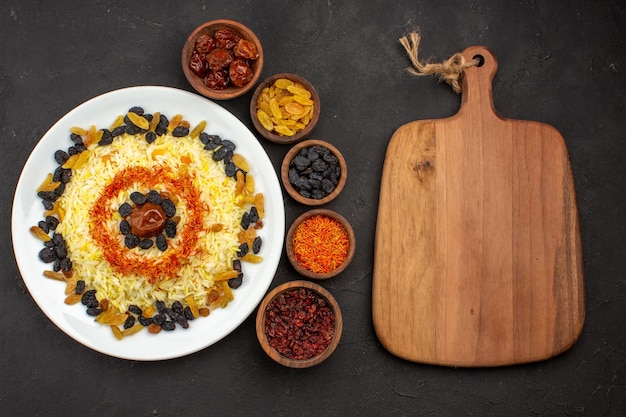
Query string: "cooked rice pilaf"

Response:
xmin=34 ymin=109 xmax=265 ymax=336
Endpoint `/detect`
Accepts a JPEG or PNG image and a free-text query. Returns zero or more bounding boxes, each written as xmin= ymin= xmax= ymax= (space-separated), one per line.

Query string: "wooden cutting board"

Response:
xmin=373 ymin=46 xmax=584 ymax=367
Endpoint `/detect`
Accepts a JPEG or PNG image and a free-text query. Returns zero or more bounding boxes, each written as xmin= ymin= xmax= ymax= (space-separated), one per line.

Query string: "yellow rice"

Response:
xmin=55 ymin=128 xmax=249 ymax=313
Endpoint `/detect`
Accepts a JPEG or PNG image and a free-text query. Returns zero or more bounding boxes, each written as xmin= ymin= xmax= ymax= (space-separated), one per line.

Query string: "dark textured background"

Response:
xmin=2 ymin=1 xmax=624 ymax=416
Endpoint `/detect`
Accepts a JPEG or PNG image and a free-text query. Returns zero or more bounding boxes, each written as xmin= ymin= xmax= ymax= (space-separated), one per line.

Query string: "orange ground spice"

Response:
xmin=292 ymin=215 xmax=349 ymax=274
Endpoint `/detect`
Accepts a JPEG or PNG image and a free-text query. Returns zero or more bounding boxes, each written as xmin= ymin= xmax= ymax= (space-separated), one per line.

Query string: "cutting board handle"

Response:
xmin=459 ymin=46 xmax=499 ymax=118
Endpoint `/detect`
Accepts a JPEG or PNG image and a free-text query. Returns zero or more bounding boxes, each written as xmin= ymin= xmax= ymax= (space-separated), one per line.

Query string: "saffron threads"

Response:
xmin=292 ymin=215 xmax=349 ymax=274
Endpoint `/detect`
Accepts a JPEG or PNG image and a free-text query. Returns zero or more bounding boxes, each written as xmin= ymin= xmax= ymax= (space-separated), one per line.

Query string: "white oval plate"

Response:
xmin=11 ymin=86 xmax=285 ymax=361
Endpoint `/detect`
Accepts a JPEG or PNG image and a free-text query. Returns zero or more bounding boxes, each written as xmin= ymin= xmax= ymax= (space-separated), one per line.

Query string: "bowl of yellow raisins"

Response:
xmin=250 ymin=73 xmax=320 ymax=144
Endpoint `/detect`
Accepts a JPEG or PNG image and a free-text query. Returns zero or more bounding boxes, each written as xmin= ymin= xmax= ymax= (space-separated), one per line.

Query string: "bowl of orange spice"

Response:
xmin=285 ymin=209 xmax=355 ymax=279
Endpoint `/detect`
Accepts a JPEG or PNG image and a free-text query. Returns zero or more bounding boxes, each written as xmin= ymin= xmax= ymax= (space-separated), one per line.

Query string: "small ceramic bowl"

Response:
xmin=285 ymin=209 xmax=356 ymax=280
xmin=281 ymin=139 xmax=347 ymax=206
xmin=256 ymin=280 xmax=343 ymax=368
xmin=182 ymin=19 xmax=263 ymax=100
xmin=250 ymin=73 xmax=320 ymax=144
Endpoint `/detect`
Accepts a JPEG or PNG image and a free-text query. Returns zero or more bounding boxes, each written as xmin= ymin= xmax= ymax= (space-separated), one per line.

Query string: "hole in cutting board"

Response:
xmin=473 ymin=54 xmax=485 ymax=67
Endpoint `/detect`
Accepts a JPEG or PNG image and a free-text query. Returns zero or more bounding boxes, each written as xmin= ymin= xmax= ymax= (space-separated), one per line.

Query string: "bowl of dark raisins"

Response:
xmin=250 ymin=73 xmax=321 ymax=144
xmin=182 ymin=19 xmax=263 ymax=100
xmin=281 ymin=139 xmax=347 ymax=205
xmin=255 ymin=280 xmax=343 ymax=368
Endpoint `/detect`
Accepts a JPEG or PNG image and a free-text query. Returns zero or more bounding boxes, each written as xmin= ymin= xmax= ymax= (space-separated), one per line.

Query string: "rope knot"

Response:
xmin=399 ymin=32 xmax=476 ymax=94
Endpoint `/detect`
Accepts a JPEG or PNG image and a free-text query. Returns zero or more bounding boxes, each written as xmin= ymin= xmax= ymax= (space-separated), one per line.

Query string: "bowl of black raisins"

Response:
xmin=281 ymin=139 xmax=347 ymax=206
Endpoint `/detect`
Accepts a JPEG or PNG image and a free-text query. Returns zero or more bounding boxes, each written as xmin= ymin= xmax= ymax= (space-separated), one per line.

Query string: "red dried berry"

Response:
xmin=206 ymin=48 xmax=234 ymax=71
xmin=229 ymin=59 xmax=253 ymax=88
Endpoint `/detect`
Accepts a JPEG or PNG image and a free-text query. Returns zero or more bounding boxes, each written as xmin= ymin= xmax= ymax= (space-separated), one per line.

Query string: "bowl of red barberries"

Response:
xmin=256 ymin=280 xmax=343 ymax=368
xmin=182 ymin=19 xmax=263 ymax=100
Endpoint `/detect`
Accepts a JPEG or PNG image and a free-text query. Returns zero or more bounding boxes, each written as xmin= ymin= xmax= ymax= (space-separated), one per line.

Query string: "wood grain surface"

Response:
xmin=373 ymin=46 xmax=585 ymax=367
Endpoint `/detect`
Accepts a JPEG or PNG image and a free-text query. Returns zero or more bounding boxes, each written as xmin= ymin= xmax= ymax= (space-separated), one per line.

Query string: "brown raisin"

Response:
xmin=233 ymin=39 xmax=259 ymax=60
xmin=206 ymin=48 xmax=234 ymax=71
xmin=213 ymin=27 xmax=240 ymax=49
xmin=229 ymin=59 xmax=253 ymax=88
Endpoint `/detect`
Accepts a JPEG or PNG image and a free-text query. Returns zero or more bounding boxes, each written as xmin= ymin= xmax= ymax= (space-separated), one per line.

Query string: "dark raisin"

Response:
xmin=172 ymin=301 xmax=183 ymax=313
xmin=75 ymin=280 xmax=85 ymax=295
xmin=311 ymin=189 xmax=324 ymax=199
xmin=125 ymin=124 xmax=141 ymax=135
xmin=307 ymin=148 xmax=320 ymax=161
xmin=53 ymin=182 xmax=66 ymax=197
xmin=130 ymin=192 xmax=147 ymax=205
xmin=38 ymin=221 xmax=49 ymax=234
xmin=212 ymin=146 xmax=228 ymax=161
xmin=38 ymin=190 xmax=58 ymax=202
xmin=322 ymin=178 xmax=336 ymax=194
xmin=128 ymin=106 xmax=144 ymax=115
xmin=176 ymin=314 xmax=189 ymax=329
xmin=67 ymin=146 xmax=79 ymax=156
xmin=98 ymin=129 xmax=113 ymax=146
xmin=52 ymin=259 xmax=61 ymax=272
xmin=138 ymin=315 xmax=153 ymax=326
xmin=59 ymin=257 xmax=72 ymax=272
xmin=45 ymin=216 xmax=59 ymax=230
xmin=145 ymin=131 xmax=157 ymax=143
xmin=54 ymin=241 xmax=67 ymax=259
xmin=161 ymin=320 xmax=176 ymax=331
xmin=111 ymin=126 xmax=126 ymax=137
xmin=221 ymin=140 xmax=236 ymax=151
xmin=128 ymin=305 xmax=142 ymax=316
xmin=252 ymin=236 xmax=262 ymax=254
xmin=70 ymin=133 xmax=83 ymax=144
xmin=292 ymin=155 xmax=311 ymax=170
xmin=203 ymin=135 xmax=222 ymax=150
xmin=38 ymin=247 xmax=57 ymax=263
xmin=232 ymin=259 xmax=242 ymax=272
xmin=249 ymin=206 xmax=259 ymax=224
xmin=288 ymin=168 xmax=299 ymax=184
xmin=119 ymin=220 xmax=131 ymax=235
xmin=147 ymin=190 xmax=163 ymax=205
xmin=224 ymin=162 xmax=237 ymax=177
xmin=139 ymin=238 xmax=154 ymax=249
xmin=42 ymin=200 xmax=53 ymax=210
xmin=86 ymin=308 xmax=103 ymax=316
xmin=199 ymin=132 xmax=210 ymax=144
xmin=161 ymin=200 xmax=176 ymax=217
xmin=222 ymin=149 xmax=233 ymax=163
xmin=118 ymin=202 xmax=132 ymax=217
xmin=123 ymin=316 xmax=135 ymax=329
xmin=156 ymin=235 xmax=168 ymax=251
xmin=81 ymin=290 xmax=97 ymax=306
xmin=54 ymin=150 xmax=70 ymax=165
xmin=156 ymin=115 xmax=169 ymax=136
xmin=237 ymin=242 xmax=249 ymax=257
xmin=152 ymin=313 xmax=166 ymax=325
xmin=241 ymin=212 xmax=250 ymax=230
xmin=312 ymin=158 xmax=328 ymax=172
xmin=165 ymin=308 xmax=177 ymax=320
xmin=295 ymin=177 xmax=311 ymax=191
xmin=183 ymin=307 xmax=195 ymax=321
xmin=156 ymin=300 xmax=166 ymax=314
xmin=172 ymin=126 xmax=190 ymax=137
xmin=164 ymin=220 xmax=176 ymax=238
xmin=228 ymin=273 xmax=243 ymax=289
xmin=125 ymin=234 xmax=140 ymax=249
